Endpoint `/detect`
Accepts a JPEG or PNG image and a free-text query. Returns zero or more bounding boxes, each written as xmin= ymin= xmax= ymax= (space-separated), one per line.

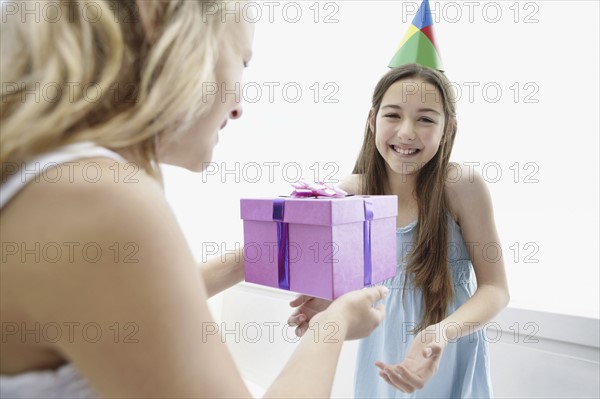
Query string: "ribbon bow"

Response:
xmin=290 ymin=179 xmax=348 ymax=198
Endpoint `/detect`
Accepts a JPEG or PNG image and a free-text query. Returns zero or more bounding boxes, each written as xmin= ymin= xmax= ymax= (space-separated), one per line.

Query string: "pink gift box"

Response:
xmin=240 ymin=195 xmax=398 ymax=300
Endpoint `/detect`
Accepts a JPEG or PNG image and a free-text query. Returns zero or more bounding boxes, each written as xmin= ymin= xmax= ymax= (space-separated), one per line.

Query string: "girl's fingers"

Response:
xmin=379 ymin=370 xmax=404 ymax=391
xmin=395 ymin=364 xmax=425 ymax=390
xmin=374 ymin=361 xmax=387 ymax=370
xmin=383 ymin=368 xmax=413 ymax=393
xmin=379 ymin=370 xmax=394 ymax=388
xmin=424 ymin=344 xmax=442 ymax=359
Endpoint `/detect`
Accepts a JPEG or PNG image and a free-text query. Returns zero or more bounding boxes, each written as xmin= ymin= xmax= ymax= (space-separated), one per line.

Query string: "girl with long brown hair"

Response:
xmin=289 ymin=64 xmax=509 ymax=398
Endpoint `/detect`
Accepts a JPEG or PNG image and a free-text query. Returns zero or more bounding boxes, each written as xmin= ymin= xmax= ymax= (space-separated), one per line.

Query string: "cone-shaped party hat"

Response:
xmin=388 ymin=0 xmax=443 ymax=70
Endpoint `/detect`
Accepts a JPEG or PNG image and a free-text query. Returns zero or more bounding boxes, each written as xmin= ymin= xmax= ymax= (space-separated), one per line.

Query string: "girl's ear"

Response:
xmin=442 ymin=116 xmax=457 ymax=143
xmin=368 ymin=108 xmax=376 ymax=132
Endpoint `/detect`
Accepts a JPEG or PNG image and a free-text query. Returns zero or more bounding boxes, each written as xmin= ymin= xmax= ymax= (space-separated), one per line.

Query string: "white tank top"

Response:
xmin=1 ymin=141 xmax=127 ymax=398
xmin=1 ymin=141 xmax=127 ymax=208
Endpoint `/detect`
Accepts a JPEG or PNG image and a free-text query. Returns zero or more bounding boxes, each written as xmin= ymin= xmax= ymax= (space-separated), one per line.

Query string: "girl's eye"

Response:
xmin=383 ymin=113 xmax=400 ymax=119
xmin=419 ymin=117 xmax=435 ymax=123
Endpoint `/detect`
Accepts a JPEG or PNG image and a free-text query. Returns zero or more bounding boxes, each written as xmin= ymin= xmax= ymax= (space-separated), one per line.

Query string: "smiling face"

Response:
xmin=159 ymin=18 xmax=255 ymax=171
xmin=373 ymin=78 xmax=445 ymax=178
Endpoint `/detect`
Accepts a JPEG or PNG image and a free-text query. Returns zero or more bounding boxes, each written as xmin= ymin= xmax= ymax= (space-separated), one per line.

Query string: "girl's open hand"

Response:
xmin=375 ymin=326 xmax=445 ymax=393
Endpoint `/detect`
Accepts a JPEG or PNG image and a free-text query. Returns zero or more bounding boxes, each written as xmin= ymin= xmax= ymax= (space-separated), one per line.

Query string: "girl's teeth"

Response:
xmin=394 ymin=146 xmax=417 ymax=155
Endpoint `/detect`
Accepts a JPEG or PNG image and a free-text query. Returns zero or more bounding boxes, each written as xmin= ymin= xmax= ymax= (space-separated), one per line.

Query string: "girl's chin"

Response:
xmin=386 ymin=160 xmax=425 ymax=176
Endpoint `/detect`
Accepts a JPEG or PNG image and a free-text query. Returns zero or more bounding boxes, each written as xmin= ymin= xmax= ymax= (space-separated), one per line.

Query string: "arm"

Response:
xmin=15 ymin=160 xmax=386 ymax=398
xmin=198 ymin=248 xmax=244 ymax=298
xmin=266 ymin=314 xmax=348 ymax=397
xmin=267 ymin=287 xmax=386 ymax=398
xmin=377 ymin=167 xmax=509 ymax=392
xmin=437 ymin=167 xmax=510 ymax=339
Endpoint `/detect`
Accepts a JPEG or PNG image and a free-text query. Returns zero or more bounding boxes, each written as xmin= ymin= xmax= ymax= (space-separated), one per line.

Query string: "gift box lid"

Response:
xmin=240 ymin=196 xmax=397 ymax=226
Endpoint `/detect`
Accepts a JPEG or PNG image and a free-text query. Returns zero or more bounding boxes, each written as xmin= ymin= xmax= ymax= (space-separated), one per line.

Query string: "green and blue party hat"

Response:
xmin=388 ymin=0 xmax=443 ymax=70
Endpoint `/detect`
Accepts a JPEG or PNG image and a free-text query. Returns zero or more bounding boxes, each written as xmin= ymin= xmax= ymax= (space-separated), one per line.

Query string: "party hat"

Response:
xmin=388 ymin=0 xmax=443 ymax=70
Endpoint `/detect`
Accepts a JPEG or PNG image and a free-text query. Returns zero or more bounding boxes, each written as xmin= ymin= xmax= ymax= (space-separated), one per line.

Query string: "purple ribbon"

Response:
xmin=363 ymin=198 xmax=374 ymax=286
xmin=274 ymin=191 xmax=374 ymax=291
xmin=273 ymin=199 xmax=290 ymax=290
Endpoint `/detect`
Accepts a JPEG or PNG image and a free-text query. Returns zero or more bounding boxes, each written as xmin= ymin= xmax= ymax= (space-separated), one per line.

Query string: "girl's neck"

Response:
xmin=384 ymin=170 xmax=418 ymax=207
xmin=384 ymin=170 xmax=419 ymax=227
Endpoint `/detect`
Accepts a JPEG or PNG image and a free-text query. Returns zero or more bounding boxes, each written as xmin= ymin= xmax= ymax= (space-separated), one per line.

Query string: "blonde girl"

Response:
xmin=0 ymin=1 xmax=387 ymax=397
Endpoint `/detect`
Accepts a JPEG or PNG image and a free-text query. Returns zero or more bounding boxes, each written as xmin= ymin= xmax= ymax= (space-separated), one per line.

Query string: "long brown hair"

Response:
xmin=1 ymin=0 xmax=233 ymax=182
xmin=353 ymin=64 xmax=458 ymax=331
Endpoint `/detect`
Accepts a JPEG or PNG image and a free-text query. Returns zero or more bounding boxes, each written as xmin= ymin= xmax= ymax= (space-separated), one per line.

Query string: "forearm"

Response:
xmin=264 ymin=314 xmax=348 ymax=398
xmin=436 ymin=284 xmax=509 ymax=341
xmin=197 ymin=248 xmax=244 ymax=298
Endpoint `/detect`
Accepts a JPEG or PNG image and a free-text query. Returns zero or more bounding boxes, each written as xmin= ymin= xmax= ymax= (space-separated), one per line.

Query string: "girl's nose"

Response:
xmin=396 ymin=121 xmax=416 ymax=141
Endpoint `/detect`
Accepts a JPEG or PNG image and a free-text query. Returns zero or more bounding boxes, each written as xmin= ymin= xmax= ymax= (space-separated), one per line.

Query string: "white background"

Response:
xmin=163 ymin=1 xmax=599 ymax=320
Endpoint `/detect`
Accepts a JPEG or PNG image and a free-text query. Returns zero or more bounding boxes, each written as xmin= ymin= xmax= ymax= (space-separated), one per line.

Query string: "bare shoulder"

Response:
xmin=1 ymin=158 xmax=250 ymax=396
xmin=336 ymin=174 xmax=363 ymax=195
xmin=2 ymin=158 xmax=167 ymax=239
xmin=1 ymin=157 xmax=191 ymax=319
xmin=445 ymin=162 xmax=494 ymax=224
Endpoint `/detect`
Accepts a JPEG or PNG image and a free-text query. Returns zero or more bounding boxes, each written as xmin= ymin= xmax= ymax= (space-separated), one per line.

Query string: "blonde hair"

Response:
xmin=1 ymin=0 xmax=234 ymax=182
